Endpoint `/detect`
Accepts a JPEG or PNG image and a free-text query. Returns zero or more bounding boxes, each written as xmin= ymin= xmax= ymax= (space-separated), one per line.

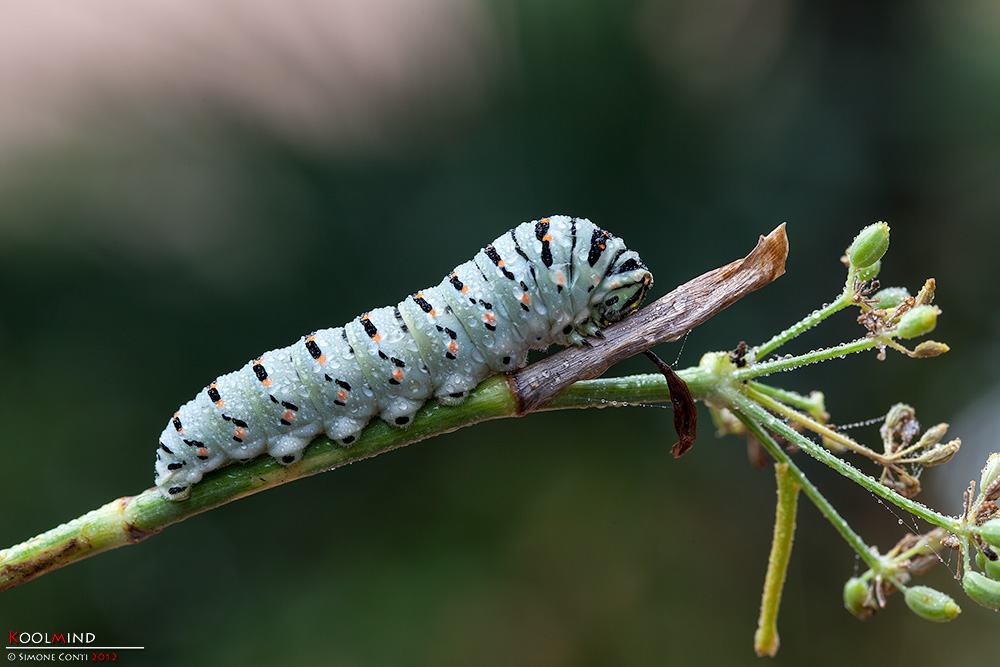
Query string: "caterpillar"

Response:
xmin=154 ymin=216 xmax=653 ymax=500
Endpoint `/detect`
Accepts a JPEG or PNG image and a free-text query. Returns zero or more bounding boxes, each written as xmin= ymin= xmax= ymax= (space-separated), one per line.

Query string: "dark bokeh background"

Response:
xmin=2 ymin=1 xmax=999 ymax=664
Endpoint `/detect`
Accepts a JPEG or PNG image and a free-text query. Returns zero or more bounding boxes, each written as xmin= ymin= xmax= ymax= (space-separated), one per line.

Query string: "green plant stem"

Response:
xmin=747 ymin=382 xmax=824 ymax=416
xmin=754 ymin=462 xmax=800 ymax=658
xmin=745 ymin=385 xmax=872 ymax=459
xmin=731 ymin=408 xmax=880 ymax=570
xmin=754 ymin=293 xmax=853 ymax=360
xmin=1 ymin=371 xmax=692 ymax=593
xmin=741 ymin=334 xmax=883 ymax=381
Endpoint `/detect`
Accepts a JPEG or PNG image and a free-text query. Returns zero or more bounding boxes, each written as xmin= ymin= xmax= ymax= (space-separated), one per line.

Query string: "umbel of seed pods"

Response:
xmin=846 ymin=225 xmax=970 ymax=622
xmin=844 ymin=452 xmax=1000 ymax=620
xmin=824 ymin=224 xmax=973 ymax=622
xmin=962 ymin=453 xmax=1000 ymax=609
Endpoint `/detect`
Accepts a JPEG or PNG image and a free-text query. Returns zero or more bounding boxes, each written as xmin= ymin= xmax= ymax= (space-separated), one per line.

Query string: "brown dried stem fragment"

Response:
xmin=510 ymin=223 xmax=788 ymax=414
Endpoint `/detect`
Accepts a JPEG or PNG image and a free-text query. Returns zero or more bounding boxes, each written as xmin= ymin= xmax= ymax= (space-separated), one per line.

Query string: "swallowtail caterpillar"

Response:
xmin=155 ymin=216 xmax=653 ymax=500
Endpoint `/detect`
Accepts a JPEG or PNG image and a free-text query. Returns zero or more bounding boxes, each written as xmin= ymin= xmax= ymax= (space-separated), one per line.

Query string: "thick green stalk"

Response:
xmin=754 ymin=463 xmax=800 ymax=658
xmin=0 ymin=376 xmax=517 ymax=592
xmin=0 ymin=372 xmax=684 ymax=593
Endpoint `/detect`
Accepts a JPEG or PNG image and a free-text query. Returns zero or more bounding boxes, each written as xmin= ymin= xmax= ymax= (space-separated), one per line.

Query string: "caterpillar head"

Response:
xmin=594 ymin=254 xmax=653 ymax=326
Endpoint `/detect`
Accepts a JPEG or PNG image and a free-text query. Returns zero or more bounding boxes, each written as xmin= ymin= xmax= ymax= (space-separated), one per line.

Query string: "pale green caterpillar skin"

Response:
xmin=154 ymin=216 xmax=653 ymax=500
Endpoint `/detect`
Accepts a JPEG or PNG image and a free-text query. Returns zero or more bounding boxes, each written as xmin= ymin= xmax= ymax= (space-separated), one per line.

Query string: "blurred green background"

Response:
xmin=2 ymin=0 xmax=999 ymax=664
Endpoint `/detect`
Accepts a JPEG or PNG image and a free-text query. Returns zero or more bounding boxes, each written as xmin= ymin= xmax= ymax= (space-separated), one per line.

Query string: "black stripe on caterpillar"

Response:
xmin=154 ymin=216 xmax=653 ymax=499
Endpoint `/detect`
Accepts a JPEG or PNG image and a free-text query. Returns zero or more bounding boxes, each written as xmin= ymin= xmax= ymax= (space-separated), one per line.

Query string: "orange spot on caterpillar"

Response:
xmin=555 ymin=271 xmax=566 ymax=285
xmin=483 ymin=312 xmax=497 ymax=325
xmin=234 ymin=428 xmax=246 ymax=438
xmin=497 ymin=259 xmax=505 ymax=267
xmin=373 ymin=333 xmax=382 ymax=342
xmin=263 ymin=378 xmax=272 ymax=387
xmin=283 ymin=411 xmax=295 ymax=422
xmin=197 ymin=447 xmax=208 ymax=457
xmin=541 ymin=217 xmax=550 ymax=222
xmin=448 ymin=340 xmax=459 ymax=353
xmin=543 ymin=234 xmax=553 ymax=242
xmin=462 ymin=286 xmax=468 ymax=293
xmin=392 ymin=368 xmax=405 ymax=381
xmin=318 ymin=355 xmax=326 ymax=365
xmin=520 ymin=293 xmax=531 ymax=304
xmin=210 ymin=383 xmax=225 ymax=407
xmin=337 ymin=389 xmax=348 ymax=402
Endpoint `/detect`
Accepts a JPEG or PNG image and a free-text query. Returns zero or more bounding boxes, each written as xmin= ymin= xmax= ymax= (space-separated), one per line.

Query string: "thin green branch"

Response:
xmin=729 ymin=390 xmax=961 ymax=533
xmin=744 ymin=385 xmax=873 ymax=460
xmin=731 ymin=407 xmax=880 ymax=570
xmin=754 ymin=293 xmax=853 ymax=360
xmin=747 ymin=382 xmax=824 ymax=416
xmin=741 ymin=335 xmax=883 ymax=381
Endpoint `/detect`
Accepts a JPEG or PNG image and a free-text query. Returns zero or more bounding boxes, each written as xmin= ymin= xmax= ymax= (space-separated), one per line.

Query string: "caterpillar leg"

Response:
xmin=267 ymin=434 xmax=314 ymax=465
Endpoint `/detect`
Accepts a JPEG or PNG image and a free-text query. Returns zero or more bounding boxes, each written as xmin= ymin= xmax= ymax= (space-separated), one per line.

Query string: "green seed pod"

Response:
xmin=980 ymin=517 xmax=1000 ymax=549
xmin=843 ymin=577 xmax=875 ymax=620
xmin=896 ymin=305 xmax=939 ymax=339
xmin=976 ymin=550 xmax=1000 ymax=581
xmin=882 ymin=403 xmax=914 ymax=434
xmin=912 ymin=341 xmax=949 ymax=358
xmin=904 ymin=585 xmax=961 ymax=622
xmin=915 ymin=423 xmax=948 ymax=449
xmin=856 ymin=260 xmax=881 ymax=282
xmin=914 ymin=278 xmax=937 ymax=306
xmin=873 ymin=287 xmax=910 ymax=309
xmin=848 ymin=222 xmax=890 ymax=269
xmin=916 ymin=441 xmax=960 ymax=466
xmin=985 ymin=556 xmax=1000 ymax=581
xmin=981 ymin=453 xmax=1000 ymax=495
xmin=962 ymin=570 xmax=1000 ymax=610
